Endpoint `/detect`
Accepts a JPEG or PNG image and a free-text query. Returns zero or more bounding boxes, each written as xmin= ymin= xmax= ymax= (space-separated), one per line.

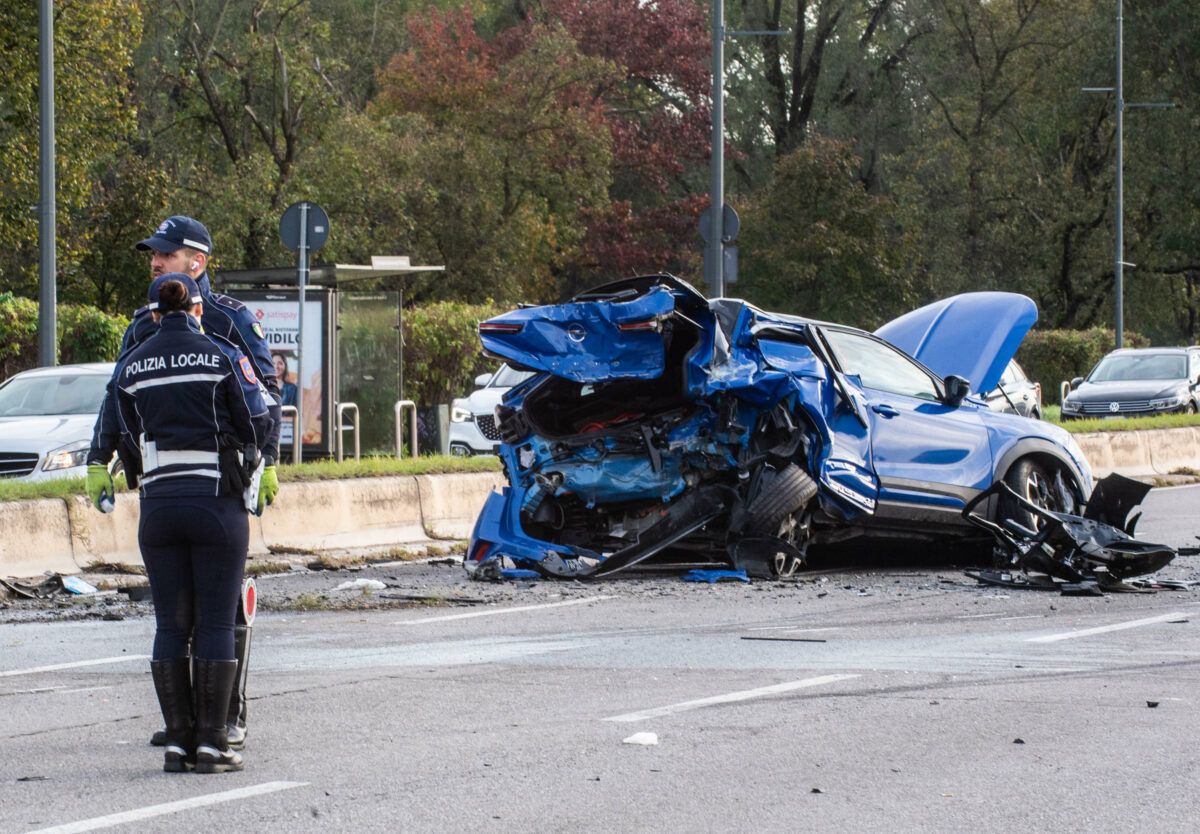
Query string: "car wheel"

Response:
xmin=1001 ymin=458 xmax=1079 ymax=532
xmin=744 ymin=464 xmax=818 ymax=576
xmin=1187 ymin=401 xmax=1197 ymax=415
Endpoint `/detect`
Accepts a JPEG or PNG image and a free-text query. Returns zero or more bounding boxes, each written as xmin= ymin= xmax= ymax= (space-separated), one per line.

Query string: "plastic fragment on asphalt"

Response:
xmin=334 ymin=578 xmax=387 ymax=591
xmin=681 ymin=569 xmax=749 ymax=584
xmin=500 ymin=568 xmax=541 ymax=580
xmin=1147 ymin=701 xmax=1160 ymax=708
xmin=62 ymin=576 xmax=98 ymax=594
xmin=622 ymin=732 xmax=658 ymax=745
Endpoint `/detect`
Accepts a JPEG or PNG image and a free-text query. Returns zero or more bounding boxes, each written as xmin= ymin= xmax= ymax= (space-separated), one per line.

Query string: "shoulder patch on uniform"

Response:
xmin=251 ymin=322 xmax=265 ymax=340
xmin=211 ymin=292 xmax=246 ymax=312
xmin=239 ymin=356 xmax=258 ymax=384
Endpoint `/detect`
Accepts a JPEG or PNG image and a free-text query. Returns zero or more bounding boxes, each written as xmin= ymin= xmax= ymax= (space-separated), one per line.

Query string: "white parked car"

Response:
xmin=448 ymin=364 xmax=533 ymax=456
xmin=0 ymin=363 xmax=114 ymax=481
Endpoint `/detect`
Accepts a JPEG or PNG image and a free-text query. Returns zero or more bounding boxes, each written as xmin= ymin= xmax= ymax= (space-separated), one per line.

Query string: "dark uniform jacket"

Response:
xmin=112 ymin=312 xmax=275 ymax=499
xmin=90 ymin=271 xmax=282 ymax=468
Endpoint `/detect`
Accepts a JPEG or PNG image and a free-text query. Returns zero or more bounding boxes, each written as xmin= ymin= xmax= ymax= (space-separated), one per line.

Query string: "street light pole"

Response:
xmin=1084 ymin=0 xmax=1173 ymax=352
xmin=38 ymin=0 xmax=56 ymax=367
xmin=709 ymin=0 xmax=725 ymax=297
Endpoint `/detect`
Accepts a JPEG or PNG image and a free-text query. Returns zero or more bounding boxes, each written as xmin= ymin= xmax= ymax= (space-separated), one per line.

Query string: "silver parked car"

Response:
xmin=0 ymin=363 xmax=114 ymax=481
xmin=983 ymin=359 xmax=1042 ymax=419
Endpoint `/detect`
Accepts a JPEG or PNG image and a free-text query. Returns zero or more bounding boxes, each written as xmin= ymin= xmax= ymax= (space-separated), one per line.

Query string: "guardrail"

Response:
xmin=395 ymin=400 xmax=418 ymax=458
xmin=280 ymin=405 xmax=299 ymax=464
xmin=335 ymin=402 xmax=360 ymax=462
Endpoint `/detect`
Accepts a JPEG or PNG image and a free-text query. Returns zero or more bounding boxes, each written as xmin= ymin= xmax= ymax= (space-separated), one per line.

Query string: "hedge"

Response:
xmin=0 ymin=293 xmax=128 ymax=378
xmin=1016 ymin=327 xmax=1149 ymax=405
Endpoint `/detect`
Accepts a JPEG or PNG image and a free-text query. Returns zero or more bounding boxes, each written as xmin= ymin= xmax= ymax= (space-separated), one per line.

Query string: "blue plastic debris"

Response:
xmin=62 ymin=576 xmax=99 ymax=594
xmin=681 ymin=569 xmax=749 ymax=584
xmin=500 ymin=568 xmax=542 ymax=580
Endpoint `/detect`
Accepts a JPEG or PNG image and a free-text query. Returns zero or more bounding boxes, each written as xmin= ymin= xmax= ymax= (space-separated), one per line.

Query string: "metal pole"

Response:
xmin=709 ymin=0 xmax=725 ymax=297
xmin=295 ymin=203 xmax=309 ymax=457
xmin=37 ymin=0 xmax=56 ymax=367
xmin=1113 ymin=0 xmax=1124 ymax=351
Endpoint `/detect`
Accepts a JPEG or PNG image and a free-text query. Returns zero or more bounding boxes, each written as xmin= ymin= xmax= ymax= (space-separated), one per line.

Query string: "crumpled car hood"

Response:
xmin=479 ymin=286 xmax=677 ymax=382
xmin=875 ymin=292 xmax=1036 ymax=395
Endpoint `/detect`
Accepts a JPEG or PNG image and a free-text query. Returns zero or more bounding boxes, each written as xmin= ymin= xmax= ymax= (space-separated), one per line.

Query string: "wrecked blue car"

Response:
xmin=465 ymin=274 xmax=1095 ymax=579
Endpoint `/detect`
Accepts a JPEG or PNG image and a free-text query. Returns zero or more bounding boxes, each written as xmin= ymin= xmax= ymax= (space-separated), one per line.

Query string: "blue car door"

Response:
xmin=821 ymin=327 xmax=995 ymax=524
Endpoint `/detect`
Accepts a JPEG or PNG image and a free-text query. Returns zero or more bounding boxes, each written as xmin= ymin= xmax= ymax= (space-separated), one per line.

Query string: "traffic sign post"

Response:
xmin=279 ymin=201 xmax=329 ymax=459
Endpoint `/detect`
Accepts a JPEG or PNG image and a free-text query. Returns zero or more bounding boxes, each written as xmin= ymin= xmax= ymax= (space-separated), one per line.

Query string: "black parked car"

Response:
xmin=984 ymin=359 xmax=1042 ymax=419
xmin=1061 ymin=346 xmax=1200 ymax=419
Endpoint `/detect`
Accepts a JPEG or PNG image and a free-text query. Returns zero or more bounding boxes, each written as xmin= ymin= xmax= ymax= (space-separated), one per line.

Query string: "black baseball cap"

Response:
xmin=135 ymin=215 xmax=212 ymax=255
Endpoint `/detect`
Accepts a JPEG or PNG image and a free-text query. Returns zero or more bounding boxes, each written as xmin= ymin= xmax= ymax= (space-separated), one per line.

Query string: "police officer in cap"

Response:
xmin=88 ymin=215 xmax=280 ymax=749
xmin=108 ymin=272 xmax=277 ymax=773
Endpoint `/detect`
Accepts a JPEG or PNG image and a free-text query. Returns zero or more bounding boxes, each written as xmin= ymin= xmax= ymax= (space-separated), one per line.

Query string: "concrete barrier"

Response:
xmin=0 ymin=499 xmax=78 ymax=578
xmin=416 ymin=471 xmax=505 ymax=539
xmin=257 ymin=476 xmax=427 ymax=551
xmin=3 ymin=429 xmax=1198 ymax=580
xmin=65 ymin=495 xmax=143 ymax=567
xmin=1076 ymin=427 xmax=1200 ymax=478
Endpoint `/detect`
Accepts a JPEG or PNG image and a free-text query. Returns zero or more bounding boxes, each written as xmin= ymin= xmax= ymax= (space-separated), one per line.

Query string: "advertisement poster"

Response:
xmin=245 ymin=296 xmax=325 ymax=448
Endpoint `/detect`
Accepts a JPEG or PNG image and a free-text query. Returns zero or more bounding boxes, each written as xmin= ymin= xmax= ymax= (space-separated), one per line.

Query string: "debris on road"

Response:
xmin=962 ymin=474 xmax=1177 ymax=595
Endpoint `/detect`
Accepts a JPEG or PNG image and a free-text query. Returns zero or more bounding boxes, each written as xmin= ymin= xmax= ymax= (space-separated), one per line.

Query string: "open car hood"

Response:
xmin=874 ymin=292 xmax=1036 ymax=395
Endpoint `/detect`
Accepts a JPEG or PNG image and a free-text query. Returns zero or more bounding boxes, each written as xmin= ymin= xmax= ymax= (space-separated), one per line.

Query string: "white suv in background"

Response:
xmin=448 ymin=364 xmax=533 ymax=456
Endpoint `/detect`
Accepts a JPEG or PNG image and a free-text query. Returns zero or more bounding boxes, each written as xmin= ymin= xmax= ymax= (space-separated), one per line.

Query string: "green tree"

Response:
xmin=0 ymin=0 xmax=142 ymax=303
xmin=737 ymin=137 xmax=915 ymax=327
xmin=372 ymin=9 xmax=618 ymax=303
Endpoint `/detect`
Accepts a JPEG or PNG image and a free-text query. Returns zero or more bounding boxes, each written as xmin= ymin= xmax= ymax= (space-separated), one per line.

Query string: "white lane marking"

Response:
xmin=742 ymin=625 xmax=839 ymax=634
xmin=1027 ymin=611 xmax=1190 ymax=643
xmin=398 ymin=596 xmax=615 ymax=624
xmin=27 ymin=781 xmax=307 ymax=833
xmin=602 ymin=674 xmax=860 ymax=723
xmin=0 ymin=655 xmax=150 ymax=678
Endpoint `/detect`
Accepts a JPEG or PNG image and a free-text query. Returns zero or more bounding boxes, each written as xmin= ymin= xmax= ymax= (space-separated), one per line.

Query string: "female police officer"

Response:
xmin=111 ymin=273 xmax=276 ymax=773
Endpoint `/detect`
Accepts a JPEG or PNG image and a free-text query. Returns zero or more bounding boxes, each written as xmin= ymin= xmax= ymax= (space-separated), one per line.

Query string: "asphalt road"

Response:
xmin=2 ymin=485 xmax=1198 ymax=832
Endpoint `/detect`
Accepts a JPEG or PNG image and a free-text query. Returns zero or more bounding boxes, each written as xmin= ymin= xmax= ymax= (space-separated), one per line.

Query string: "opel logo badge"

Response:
xmin=1109 ymin=402 xmax=1119 ymax=413
xmin=567 ymin=323 xmax=587 ymax=343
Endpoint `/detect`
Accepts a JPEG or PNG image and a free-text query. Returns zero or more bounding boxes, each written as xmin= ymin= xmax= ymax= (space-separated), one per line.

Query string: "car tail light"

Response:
xmin=479 ymin=322 xmax=523 ymax=334
xmin=468 ymin=541 xmax=491 ymax=563
xmin=616 ymin=318 xmax=659 ymax=332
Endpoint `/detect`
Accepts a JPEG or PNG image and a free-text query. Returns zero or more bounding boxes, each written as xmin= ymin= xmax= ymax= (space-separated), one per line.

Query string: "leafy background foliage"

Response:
xmin=7 ymin=0 xmax=1200 ymax=407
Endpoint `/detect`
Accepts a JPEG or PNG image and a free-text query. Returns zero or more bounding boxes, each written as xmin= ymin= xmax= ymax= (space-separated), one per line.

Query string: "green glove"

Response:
xmin=87 ymin=464 xmax=115 ymax=513
xmin=257 ymin=465 xmax=278 ymax=513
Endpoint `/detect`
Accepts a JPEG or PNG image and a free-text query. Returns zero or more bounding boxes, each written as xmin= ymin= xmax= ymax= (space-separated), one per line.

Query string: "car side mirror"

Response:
xmin=1071 ymin=377 xmax=1084 ymax=388
xmin=943 ymin=375 xmax=971 ymax=407
xmin=475 ymin=373 xmax=492 ymax=388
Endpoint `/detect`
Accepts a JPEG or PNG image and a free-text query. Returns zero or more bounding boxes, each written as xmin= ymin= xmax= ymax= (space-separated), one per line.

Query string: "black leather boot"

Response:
xmin=194 ymin=659 xmax=244 ymax=773
xmin=150 ymin=658 xmax=194 ymax=773
xmin=226 ymin=624 xmax=252 ymax=749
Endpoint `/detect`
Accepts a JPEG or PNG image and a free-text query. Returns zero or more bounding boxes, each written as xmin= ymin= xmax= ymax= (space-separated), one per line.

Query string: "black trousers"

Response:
xmin=139 ymin=495 xmax=248 ymax=661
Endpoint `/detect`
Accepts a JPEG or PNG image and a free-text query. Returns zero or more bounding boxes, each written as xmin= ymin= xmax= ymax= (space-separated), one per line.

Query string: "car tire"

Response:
xmin=744 ymin=464 xmax=818 ymax=576
xmin=1187 ymin=401 xmax=1197 ymax=415
xmin=1000 ymin=458 xmax=1078 ymax=532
